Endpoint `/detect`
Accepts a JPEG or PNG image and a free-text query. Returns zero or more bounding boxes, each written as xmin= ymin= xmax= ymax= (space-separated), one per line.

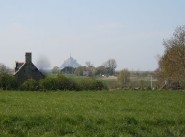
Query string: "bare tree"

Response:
xmin=103 ymin=59 xmax=117 ymax=76
xmin=85 ymin=61 xmax=94 ymax=77
xmin=94 ymin=66 xmax=107 ymax=76
xmin=118 ymin=69 xmax=130 ymax=87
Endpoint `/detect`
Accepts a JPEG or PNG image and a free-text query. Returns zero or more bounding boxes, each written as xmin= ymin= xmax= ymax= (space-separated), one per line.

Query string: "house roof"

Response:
xmin=14 ymin=62 xmax=26 ymax=75
xmin=16 ymin=62 xmax=24 ymax=67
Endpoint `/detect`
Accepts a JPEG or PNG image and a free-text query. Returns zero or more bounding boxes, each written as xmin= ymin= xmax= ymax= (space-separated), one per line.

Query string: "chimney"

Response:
xmin=25 ymin=52 xmax=32 ymax=63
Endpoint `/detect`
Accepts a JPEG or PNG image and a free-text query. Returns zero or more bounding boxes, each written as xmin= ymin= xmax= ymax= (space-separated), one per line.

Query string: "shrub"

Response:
xmin=39 ymin=74 xmax=80 ymax=91
xmin=55 ymin=74 xmax=80 ymax=91
xmin=79 ymin=78 xmax=107 ymax=91
xmin=55 ymin=74 xmax=70 ymax=90
xmin=20 ymin=79 xmax=38 ymax=91
xmin=0 ymin=72 xmax=17 ymax=90
xmin=95 ymin=81 xmax=108 ymax=90
xmin=39 ymin=77 xmax=57 ymax=90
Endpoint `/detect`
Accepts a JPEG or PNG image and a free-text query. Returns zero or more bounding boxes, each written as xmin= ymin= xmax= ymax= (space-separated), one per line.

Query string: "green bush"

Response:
xmin=79 ymin=78 xmax=107 ymax=91
xmin=95 ymin=81 xmax=108 ymax=90
xmin=56 ymin=74 xmax=80 ymax=91
xmin=56 ymin=74 xmax=70 ymax=90
xmin=20 ymin=79 xmax=38 ymax=91
xmin=39 ymin=74 xmax=80 ymax=91
xmin=39 ymin=77 xmax=57 ymax=90
xmin=0 ymin=72 xmax=17 ymax=90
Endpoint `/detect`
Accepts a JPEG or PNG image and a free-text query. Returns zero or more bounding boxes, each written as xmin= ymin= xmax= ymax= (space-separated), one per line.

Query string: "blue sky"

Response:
xmin=0 ymin=0 xmax=185 ymax=70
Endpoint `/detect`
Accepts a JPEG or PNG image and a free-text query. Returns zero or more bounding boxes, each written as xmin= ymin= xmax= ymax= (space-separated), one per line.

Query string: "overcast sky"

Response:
xmin=0 ymin=0 xmax=185 ymax=70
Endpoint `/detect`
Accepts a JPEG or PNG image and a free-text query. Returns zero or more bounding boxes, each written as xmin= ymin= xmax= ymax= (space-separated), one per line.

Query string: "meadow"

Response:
xmin=0 ymin=90 xmax=185 ymax=137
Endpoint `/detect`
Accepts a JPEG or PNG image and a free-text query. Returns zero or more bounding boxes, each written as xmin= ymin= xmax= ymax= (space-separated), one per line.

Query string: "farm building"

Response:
xmin=14 ymin=52 xmax=45 ymax=84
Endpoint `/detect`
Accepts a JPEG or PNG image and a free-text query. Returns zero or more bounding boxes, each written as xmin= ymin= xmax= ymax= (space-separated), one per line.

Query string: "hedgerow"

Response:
xmin=21 ymin=74 xmax=107 ymax=91
xmin=0 ymin=72 xmax=107 ymax=91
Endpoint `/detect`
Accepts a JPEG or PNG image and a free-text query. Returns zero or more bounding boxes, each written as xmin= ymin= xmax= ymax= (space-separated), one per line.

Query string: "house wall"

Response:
xmin=14 ymin=62 xmax=44 ymax=85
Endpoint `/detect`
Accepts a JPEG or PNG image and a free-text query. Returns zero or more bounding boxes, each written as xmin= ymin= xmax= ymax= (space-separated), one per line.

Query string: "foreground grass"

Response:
xmin=0 ymin=90 xmax=185 ymax=137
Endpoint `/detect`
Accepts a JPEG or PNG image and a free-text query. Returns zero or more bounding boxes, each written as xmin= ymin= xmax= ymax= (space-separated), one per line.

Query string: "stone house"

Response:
xmin=14 ymin=52 xmax=45 ymax=84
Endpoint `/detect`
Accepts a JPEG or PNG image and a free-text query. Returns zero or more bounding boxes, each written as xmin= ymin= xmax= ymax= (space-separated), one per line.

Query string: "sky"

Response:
xmin=0 ymin=0 xmax=185 ymax=71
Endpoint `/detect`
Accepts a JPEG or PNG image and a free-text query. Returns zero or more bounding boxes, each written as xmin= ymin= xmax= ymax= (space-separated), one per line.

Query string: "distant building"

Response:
xmin=60 ymin=56 xmax=80 ymax=69
xmin=61 ymin=66 xmax=75 ymax=74
xmin=14 ymin=52 xmax=45 ymax=84
xmin=60 ymin=56 xmax=80 ymax=74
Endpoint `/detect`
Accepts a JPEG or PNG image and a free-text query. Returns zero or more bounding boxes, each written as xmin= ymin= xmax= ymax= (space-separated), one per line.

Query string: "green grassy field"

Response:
xmin=0 ymin=90 xmax=185 ymax=137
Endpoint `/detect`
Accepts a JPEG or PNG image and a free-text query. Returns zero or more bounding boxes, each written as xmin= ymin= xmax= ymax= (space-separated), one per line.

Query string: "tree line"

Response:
xmin=52 ymin=59 xmax=117 ymax=77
